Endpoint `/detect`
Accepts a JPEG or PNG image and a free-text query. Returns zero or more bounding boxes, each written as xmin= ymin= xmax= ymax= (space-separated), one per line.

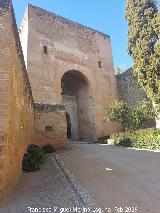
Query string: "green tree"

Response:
xmin=115 ymin=66 xmax=121 ymax=75
xmin=105 ymin=100 xmax=130 ymax=128
xmin=125 ymin=0 xmax=160 ymax=104
xmin=105 ymin=100 xmax=155 ymax=131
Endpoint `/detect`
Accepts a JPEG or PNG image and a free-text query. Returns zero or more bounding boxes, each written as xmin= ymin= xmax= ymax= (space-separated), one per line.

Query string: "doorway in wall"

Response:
xmin=66 ymin=112 xmax=71 ymax=139
xmin=61 ymin=70 xmax=95 ymax=141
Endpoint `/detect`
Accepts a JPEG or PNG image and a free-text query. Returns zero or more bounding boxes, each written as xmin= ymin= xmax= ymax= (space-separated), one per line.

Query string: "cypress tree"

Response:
xmin=125 ymin=0 xmax=160 ymax=104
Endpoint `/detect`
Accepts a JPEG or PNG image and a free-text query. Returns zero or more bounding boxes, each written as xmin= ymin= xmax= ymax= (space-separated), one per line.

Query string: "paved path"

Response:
xmin=0 ymin=154 xmax=86 ymax=213
xmin=61 ymin=144 xmax=160 ymax=213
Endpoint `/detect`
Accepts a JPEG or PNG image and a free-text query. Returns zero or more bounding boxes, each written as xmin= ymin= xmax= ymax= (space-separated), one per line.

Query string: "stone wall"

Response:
xmin=116 ymin=68 xmax=149 ymax=107
xmin=34 ymin=103 xmax=67 ymax=150
xmin=62 ymin=95 xmax=79 ymax=140
xmin=0 ymin=0 xmax=34 ymax=203
xmin=116 ymin=68 xmax=155 ymax=128
xmin=20 ymin=4 xmax=121 ymax=139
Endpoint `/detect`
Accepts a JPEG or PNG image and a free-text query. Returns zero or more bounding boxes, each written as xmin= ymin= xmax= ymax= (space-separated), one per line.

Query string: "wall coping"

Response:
xmin=28 ymin=3 xmax=110 ymax=39
xmin=116 ymin=67 xmax=133 ymax=79
xmin=34 ymin=103 xmax=65 ymax=112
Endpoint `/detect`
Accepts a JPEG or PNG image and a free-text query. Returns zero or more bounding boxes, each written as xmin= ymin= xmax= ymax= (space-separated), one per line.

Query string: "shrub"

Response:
xmin=116 ymin=138 xmax=133 ymax=147
xmin=112 ymin=128 xmax=160 ymax=151
xmin=105 ymin=100 xmax=129 ymax=129
xmin=42 ymin=144 xmax=55 ymax=153
xmin=96 ymin=136 xmax=110 ymax=144
xmin=22 ymin=144 xmax=44 ymax=172
xmin=105 ymin=100 xmax=155 ymax=131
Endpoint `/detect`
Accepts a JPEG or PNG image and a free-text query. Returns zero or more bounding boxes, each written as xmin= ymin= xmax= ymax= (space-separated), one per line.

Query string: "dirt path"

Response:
xmin=61 ymin=144 xmax=160 ymax=213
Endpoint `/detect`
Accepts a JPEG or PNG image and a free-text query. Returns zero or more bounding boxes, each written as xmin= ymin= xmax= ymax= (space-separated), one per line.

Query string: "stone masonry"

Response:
xmin=0 ymin=0 xmax=68 ymax=204
xmin=116 ymin=68 xmax=149 ymax=107
xmin=116 ymin=68 xmax=155 ymax=128
xmin=0 ymin=0 xmax=124 ymax=204
xmin=19 ymin=4 xmax=121 ymax=141
xmin=34 ymin=103 xmax=67 ymax=150
xmin=0 ymin=0 xmax=34 ymax=203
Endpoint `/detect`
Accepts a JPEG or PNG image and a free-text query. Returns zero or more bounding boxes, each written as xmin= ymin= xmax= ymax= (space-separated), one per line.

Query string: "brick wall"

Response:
xmin=20 ymin=4 xmax=121 ymax=139
xmin=0 ymin=0 xmax=34 ymax=203
xmin=34 ymin=103 xmax=67 ymax=150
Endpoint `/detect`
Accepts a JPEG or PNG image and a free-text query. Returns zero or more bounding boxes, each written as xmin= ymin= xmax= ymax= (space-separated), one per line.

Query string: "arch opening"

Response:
xmin=61 ymin=70 xmax=95 ymax=141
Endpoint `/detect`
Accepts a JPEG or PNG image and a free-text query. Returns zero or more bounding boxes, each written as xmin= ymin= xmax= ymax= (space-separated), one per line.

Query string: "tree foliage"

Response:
xmin=115 ymin=66 xmax=121 ymax=75
xmin=125 ymin=0 xmax=160 ymax=104
xmin=105 ymin=100 xmax=155 ymax=130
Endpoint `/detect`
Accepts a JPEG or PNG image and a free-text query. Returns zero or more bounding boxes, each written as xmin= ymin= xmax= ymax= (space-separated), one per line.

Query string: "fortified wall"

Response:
xmin=0 ymin=0 xmax=34 ymax=202
xmin=0 ymin=0 xmax=128 ymax=203
xmin=19 ymin=4 xmax=121 ymax=140
xmin=116 ymin=68 xmax=148 ymax=107
xmin=0 ymin=0 xmax=67 ymax=203
xmin=116 ymin=68 xmax=155 ymax=128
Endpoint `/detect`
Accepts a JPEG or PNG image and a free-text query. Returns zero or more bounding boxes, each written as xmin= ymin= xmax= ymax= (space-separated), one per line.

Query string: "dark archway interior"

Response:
xmin=66 ymin=112 xmax=71 ymax=139
xmin=61 ymin=70 xmax=95 ymax=141
xmin=61 ymin=71 xmax=86 ymax=96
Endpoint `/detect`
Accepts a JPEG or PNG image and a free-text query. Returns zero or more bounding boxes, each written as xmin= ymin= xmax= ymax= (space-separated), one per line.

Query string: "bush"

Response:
xmin=112 ymin=128 xmax=160 ymax=151
xmin=105 ymin=100 xmax=155 ymax=131
xmin=105 ymin=100 xmax=129 ymax=128
xmin=42 ymin=144 xmax=55 ymax=153
xmin=95 ymin=136 xmax=110 ymax=144
xmin=22 ymin=144 xmax=44 ymax=172
xmin=116 ymin=138 xmax=133 ymax=147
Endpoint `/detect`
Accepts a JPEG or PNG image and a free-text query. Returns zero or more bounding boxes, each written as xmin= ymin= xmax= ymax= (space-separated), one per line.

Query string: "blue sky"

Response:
xmin=12 ymin=0 xmax=133 ymax=70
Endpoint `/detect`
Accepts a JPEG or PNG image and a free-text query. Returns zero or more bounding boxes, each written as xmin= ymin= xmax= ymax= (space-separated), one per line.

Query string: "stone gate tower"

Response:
xmin=19 ymin=4 xmax=120 ymax=141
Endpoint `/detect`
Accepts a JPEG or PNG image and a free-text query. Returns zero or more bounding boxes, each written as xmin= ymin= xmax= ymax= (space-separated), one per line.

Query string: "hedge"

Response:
xmin=110 ymin=128 xmax=160 ymax=151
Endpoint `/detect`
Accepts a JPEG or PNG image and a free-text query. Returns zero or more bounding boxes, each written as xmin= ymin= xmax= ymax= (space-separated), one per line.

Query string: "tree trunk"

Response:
xmin=153 ymin=102 xmax=160 ymax=128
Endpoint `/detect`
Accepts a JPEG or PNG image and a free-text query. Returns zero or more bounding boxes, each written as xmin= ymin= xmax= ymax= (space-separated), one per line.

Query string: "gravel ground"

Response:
xmin=0 ymin=153 xmax=96 ymax=213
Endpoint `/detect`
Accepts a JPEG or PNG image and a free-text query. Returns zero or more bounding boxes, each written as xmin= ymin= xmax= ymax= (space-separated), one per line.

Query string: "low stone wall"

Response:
xmin=34 ymin=103 xmax=67 ymax=150
xmin=0 ymin=0 xmax=34 ymax=203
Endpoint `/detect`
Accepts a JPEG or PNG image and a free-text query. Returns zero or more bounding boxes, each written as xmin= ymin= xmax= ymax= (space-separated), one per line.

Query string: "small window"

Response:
xmin=43 ymin=46 xmax=48 ymax=54
xmin=98 ymin=61 xmax=102 ymax=68
xmin=81 ymin=108 xmax=83 ymax=114
xmin=45 ymin=126 xmax=52 ymax=132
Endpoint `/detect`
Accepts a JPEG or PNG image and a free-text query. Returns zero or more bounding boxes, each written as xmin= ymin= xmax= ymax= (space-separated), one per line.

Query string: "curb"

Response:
xmin=51 ymin=154 xmax=97 ymax=209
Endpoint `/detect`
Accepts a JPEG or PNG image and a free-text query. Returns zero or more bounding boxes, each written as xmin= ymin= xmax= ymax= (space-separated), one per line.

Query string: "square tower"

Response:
xmin=19 ymin=4 xmax=120 ymax=141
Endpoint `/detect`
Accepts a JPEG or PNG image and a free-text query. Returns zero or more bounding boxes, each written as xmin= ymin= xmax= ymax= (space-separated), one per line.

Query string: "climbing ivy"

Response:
xmin=125 ymin=0 xmax=160 ymax=104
